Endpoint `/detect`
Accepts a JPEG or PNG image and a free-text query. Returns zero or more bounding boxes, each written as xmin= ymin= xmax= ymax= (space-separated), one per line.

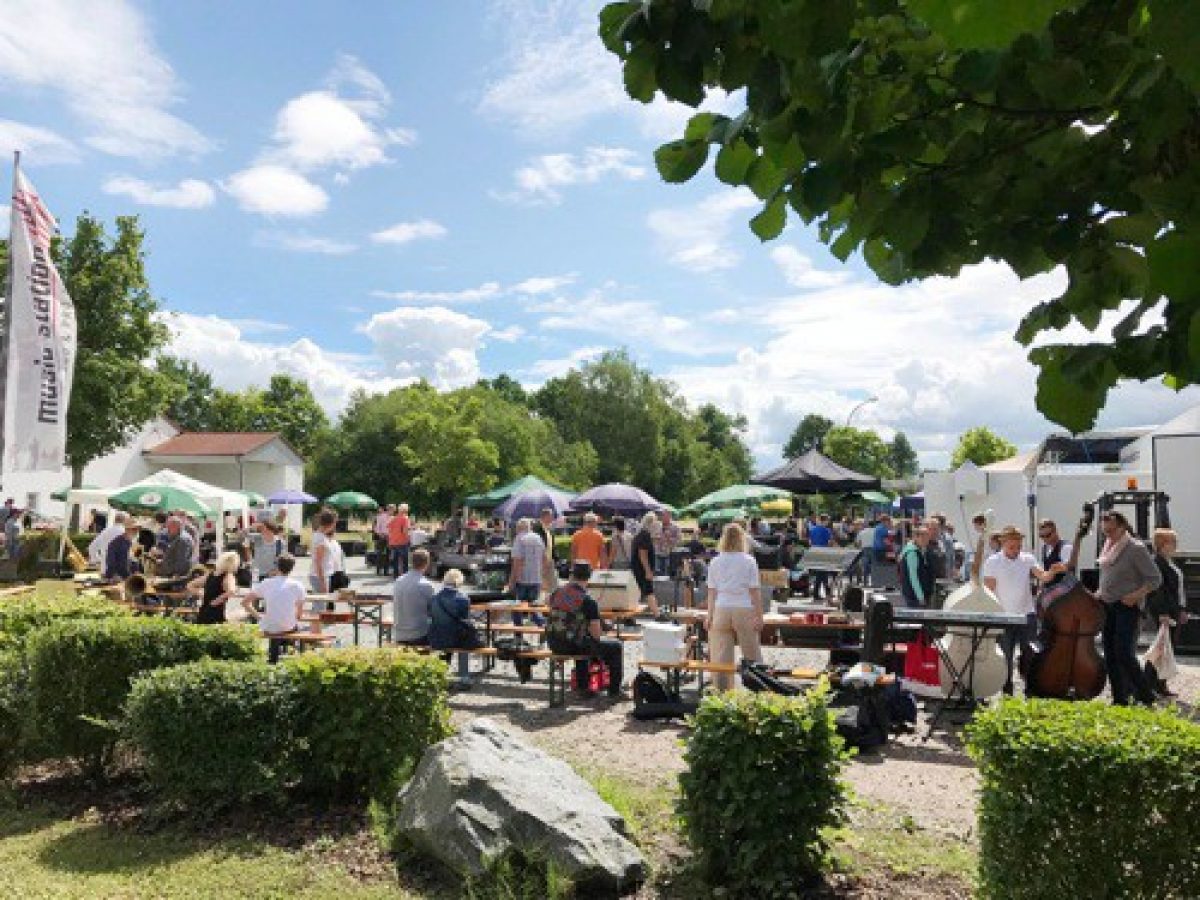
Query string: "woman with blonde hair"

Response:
xmin=1146 ymin=528 xmax=1187 ymax=696
xmin=706 ymin=522 xmax=763 ymax=691
xmin=190 ymin=550 xmax=240 ymax=625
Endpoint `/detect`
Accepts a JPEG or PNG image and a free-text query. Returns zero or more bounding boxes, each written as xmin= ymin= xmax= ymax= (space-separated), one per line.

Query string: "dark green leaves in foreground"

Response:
xmin=600 ymin=0 xmax=1200 ymax=432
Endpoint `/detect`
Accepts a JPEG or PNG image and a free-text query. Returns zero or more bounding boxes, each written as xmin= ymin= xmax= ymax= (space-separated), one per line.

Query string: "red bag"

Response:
xmin=902 ymin=632 xmax=941 ymax=697
xmin=570 ymin=660 xmax=610 ymax=693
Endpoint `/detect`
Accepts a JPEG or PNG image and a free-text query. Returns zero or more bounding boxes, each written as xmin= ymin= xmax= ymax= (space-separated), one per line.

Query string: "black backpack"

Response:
xmin=739 ymin=660 xmax=801 ymax=696
xmin=831 ymin=684 xmax=892 ymax=751
xmin=630 ymin=671 xmax=696 ymax=720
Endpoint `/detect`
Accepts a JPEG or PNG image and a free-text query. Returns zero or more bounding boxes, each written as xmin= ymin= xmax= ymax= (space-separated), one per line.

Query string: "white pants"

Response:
xmin=709 ymin=606 xmax=763 ymax=692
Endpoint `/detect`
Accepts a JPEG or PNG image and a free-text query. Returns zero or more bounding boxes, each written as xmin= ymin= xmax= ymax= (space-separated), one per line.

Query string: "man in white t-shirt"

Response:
xmin=241 ymin=554 xmax=307 ymax=663
xmin=983 ymin=524 xmax=1064 ymax=694
xmin=88 ymin=511 xmax=129 ymax=566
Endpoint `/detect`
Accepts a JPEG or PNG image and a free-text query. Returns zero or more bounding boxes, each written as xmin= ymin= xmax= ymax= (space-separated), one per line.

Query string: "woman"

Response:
xmin=1146 ymin=528 xmax=1187 ymax=696
xmin=310 ymin=508 xmax=347 ymax=601
xmin=706 ymin=523 xmax=763 ymax=691
xmin=1097 ymin=511 xmax=1162 ymax=706
xmin=189 ymin=550 xmax=240 ymax=625
xmin=606 ymin=517 xmax=631 ymax=570
xmin=428 ymin=569 xmax=481 ymax=684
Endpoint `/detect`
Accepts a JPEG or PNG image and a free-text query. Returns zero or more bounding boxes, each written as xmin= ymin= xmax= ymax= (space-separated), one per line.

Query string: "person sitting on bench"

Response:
xmin=547 ymin=561 xmax=626 ymax=701
xmin=429 ymin=568 xmax=482 ymax=684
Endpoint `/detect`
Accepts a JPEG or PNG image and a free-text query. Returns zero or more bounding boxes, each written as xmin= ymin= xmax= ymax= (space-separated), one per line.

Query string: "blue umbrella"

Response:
xmin=268 ymin=489 xmax=319 ymax=504
xmin=494 ymin=488 xmax=577 ymax=523
xmin=569 ymin=482 xmax=663 ymax=516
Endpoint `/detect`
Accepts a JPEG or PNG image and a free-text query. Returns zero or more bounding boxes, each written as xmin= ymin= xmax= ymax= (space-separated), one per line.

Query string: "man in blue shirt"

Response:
xmin=807 ymin=515 xmax=833 ymax=599
xmin=872 ymin=515 xmax=894 ymax=588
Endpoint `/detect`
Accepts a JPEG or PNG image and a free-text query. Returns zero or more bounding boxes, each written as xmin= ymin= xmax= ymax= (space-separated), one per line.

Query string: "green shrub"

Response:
xmin=0 ymin=651 xmax=31 ymax=778
xmin=126 ymin=660 xmax=299 ymax=807
xmin=0 ymin=593 xmax=131 ymax=652
xmin=284 ymin=648 xmax=451 ymax=800
xmin=966 ymin=699 xmax=1200 ymax=899
xmin=13 ymin=531 xmax=93 ymax=578
xmin=678 ymin=687 xmax=848 ymax=897
xmin=25 ymin=618 xmax=259 ymax=775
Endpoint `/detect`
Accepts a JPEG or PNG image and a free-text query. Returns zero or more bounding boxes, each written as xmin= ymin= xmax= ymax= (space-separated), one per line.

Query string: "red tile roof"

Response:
xmin=146 ymin=432 xmax=281 ymax=457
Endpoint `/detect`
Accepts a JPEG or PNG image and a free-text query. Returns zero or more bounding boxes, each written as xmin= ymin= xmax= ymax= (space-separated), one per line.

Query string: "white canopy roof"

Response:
xmin=64 ymin=468 xmax=251 ymax=518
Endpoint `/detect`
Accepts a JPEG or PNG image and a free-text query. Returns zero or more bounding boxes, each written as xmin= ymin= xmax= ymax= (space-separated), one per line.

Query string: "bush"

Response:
xmin=0 ymin=593 xmax=131 ymax=652
xmin=966 ymin=699 xmax=1200 ymax=899
xmin=126 ymin=659 xmax=299 ymax=807
xmin=25 ymin=618 xmax=259 ymax=775
xmin=0 ymin=651 xmax=31 ymax=778
xmin=284 ymin=648 xmax=451 ymax=800
xmin=678 ymin=687 xmax=848 ymax=896
xmin=13 ymin=531 xmax=92 ymax=579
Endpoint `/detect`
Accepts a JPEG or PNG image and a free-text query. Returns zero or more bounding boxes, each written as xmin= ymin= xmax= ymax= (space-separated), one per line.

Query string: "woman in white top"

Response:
xmin=310 ymin=508 xmax=346 ymax=598
xmin=706 ymin=522 xmax=763 ymax=691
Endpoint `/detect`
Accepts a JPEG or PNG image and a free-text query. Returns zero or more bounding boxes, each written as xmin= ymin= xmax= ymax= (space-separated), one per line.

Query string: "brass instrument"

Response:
xmin=64 ymin=538 xmax=89 ymax=573
xmin=125 ymin=573 xmax=148 ymax=603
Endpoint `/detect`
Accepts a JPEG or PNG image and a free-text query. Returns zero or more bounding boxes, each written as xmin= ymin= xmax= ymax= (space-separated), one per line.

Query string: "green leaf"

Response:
xmin=1147 ymin=231 xmax=1200 ymax=302
xmin=910 ymin=0 xmax=1082 ymax=50
xmin=1146 ymin=0 xmax=1200 ymax=93
xmin=863 ymin=238 xmax=906 ymax=286
xmin=685 ymin=112 xmax=719 ymax=142
xmin=715 ymin=140 xmax=756 ymax=185
xmin=623 ymin=44 xmax=658 ymax=102
xmin=657 ymin=52 xmax=706 ymax=106
xmin=746 ymin=155 xmax=785 ymax=200
xmin=749 ymin=195 xmax=787 ymax=241
xmin=1102 ymin=213 xmax=1160 ymax=246
xmin=1030 ymin=345 xmax=1117 ymax=433
xmin=654 ymin=139 xmax=709 ymax=183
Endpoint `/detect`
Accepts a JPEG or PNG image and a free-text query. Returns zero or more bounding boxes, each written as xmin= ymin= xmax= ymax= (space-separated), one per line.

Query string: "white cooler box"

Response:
xmin=641 ymin=622 xmax=689 ymax=664
xmin=588 ymin=570 xmax=641 ymax=611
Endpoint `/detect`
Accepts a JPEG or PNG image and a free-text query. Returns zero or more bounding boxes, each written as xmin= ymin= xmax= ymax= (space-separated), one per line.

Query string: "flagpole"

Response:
xmin=0 ymin=150 xmax=17 ymax=490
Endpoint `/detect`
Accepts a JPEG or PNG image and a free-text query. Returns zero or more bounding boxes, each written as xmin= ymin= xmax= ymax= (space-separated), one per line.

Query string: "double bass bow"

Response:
xmin=1024 ymin=504 xmax=1106 ymax=700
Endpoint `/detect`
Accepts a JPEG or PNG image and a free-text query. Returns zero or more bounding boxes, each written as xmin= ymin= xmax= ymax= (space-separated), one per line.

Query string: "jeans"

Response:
xmin=512 ymin=582 xmax=543 ymax=626
xmin=373 ymin=534 xmax=388 ymax=574
xmin=999 ymin=613 xmax=1039 ymax=694
xmin=573 ymin=638 xmax=624 ymax=696
xmin=390 ymin=544 xmax=409 ymax=577
xmin=1103 ymin=601 xmax=1155 ymax=705
xmin=267 ymin=637 xmax=289 ymax=664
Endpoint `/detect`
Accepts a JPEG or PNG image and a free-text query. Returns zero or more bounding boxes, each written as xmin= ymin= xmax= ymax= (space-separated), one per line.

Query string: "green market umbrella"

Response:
xmin=846 ymin=490 xmax=893 ymax=505
xmin=465 ymin=475 xmax=567 ymax=509
xmin=324 ymin=490 xmax=380 ymax=511
xmin=109 ymin=483 xmax=213 ymax=517
xmin=239 ymin=490 xmax=267 ymax=507
xmin=698 ymin=506 xmax=752 ymax=525
xmin=683 ymin=484 xmax=793 ymax=515
xmin=51 ymin=484 xmax=97 ymax=502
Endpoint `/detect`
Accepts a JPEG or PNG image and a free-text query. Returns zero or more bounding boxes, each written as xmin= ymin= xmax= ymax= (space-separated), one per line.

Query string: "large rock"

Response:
xmin=395 ymin=718 xmax=645 ymax=892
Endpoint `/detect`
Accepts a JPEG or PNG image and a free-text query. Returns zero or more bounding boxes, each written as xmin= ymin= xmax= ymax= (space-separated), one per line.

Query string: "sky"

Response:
xmin=1 ymin=0 xmax=1196 ymax=471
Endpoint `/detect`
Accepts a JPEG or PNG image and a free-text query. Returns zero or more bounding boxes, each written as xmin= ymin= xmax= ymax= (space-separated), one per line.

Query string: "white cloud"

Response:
xmin=496 ymin=147 xmax=646 ymax=204
xmin=535 ymin=289 xmax=719 ymax=356
xmin=372 ymin=282 xmax=502 ymax=304
xmin=770 ymin=245 xmax=850 ymax=289
xmin=361 ymin=306 xmax=491 ymax=388
xmin=370 ymin=219 xmax=448 ymax=245
xmin=523 ymin=345 xmax=608 ymax=383
xmin=163 ymin=312 xmax=406 ymax=413
xmin=512 ymin=274 xmax=576 ymax=295
xmin=0 ymin=119 xmax=79 ymax=164
xmin=102 ymin=175 xmax=215 ymax=209
xmin=0 ymin=0 xmax=210 ymax=159
xmin=254 ymin=231 xmax=357 ymax=255
xmin=223 ymin=165 xmax=329 ymax=217
xmin=646 ymin=190 xmax=760 ymax=273
xmin=489 ymin=324 xmax=526 ymax=342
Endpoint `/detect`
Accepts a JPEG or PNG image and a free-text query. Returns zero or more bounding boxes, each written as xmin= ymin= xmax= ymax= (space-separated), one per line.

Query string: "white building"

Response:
xmin=3 ymin=418 xmax=307 ymax=530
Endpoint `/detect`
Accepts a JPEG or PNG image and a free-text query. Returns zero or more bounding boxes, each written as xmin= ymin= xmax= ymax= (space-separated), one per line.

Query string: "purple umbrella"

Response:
xmin=494 ymin=488 xmax=577 ymax=523
xmin=569 ymin=482 xmax=663 ymax=516
xmin=267 ymin=489 xmax=319 ymax=504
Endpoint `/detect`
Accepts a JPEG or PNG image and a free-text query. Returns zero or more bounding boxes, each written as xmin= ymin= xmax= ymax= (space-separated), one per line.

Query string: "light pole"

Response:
xmin=846 ymin=395 xmax=879 ymax=427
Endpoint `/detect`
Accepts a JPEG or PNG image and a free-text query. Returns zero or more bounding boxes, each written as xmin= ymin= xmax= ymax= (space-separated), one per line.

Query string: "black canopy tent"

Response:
xmin=751 ymin=449 xmax=881 ymax=494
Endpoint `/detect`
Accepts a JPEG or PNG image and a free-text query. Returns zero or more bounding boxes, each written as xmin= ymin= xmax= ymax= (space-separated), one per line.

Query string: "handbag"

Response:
xmin=902 ymin=631 xmax=942 ymax=697
xmin=1143 ymin=621 xmax=1178 ymax=681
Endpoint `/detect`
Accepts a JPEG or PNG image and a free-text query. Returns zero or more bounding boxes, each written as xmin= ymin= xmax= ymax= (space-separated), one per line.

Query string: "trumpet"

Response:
xmin=64 ymin=539 xmax=89 ymax=573
xmin=125 ymin=573 xmax=148 ymax=603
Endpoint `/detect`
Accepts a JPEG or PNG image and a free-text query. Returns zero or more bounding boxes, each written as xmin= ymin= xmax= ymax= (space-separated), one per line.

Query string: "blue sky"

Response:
xmin=2 ymin=0 xmax=1197 ymax=469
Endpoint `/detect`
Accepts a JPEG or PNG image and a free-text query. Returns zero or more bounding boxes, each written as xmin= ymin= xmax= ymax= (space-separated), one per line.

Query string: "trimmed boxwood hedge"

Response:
xmin=966 ymin=699 xmax=1200 ymax=900
xmin=125 ymin=649 xmax=451 ymax=808
xmin=678 ymin=687 xmax=848 ymax=897
xmin=0 ymin=651 xmax=29 ymax=778
xmin=25 ymin=618 xmax=259 ymax=775
xmin=0 ymin=593 xmax=131 ymax=652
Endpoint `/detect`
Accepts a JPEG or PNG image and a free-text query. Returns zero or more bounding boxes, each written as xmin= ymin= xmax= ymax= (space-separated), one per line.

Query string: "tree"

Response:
xmin=889 ymin=432 xmax=920 ymax=479
xmin=393 ymin=384 xmax=499 ymax=504
xmin=600 ymin=1 xmax=1200 ymax=433
xmin=951 ymin=427 xmax=1018 ymax=469
xmin=257 ymin=374 xmax=330 ymax=459
xmin=822 ymin=426 xmax=894 ymax=479
xmin=53 ymin=215 xmax=176 ymax=485
xmin=783 ymin=414 xmax=834 ymax=458
xmin=156 ymin=356 xmax=215 ymax=431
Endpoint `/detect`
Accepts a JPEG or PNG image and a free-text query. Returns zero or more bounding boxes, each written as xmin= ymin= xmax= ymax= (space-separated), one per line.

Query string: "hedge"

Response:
xmin=283 ymin=648 xmax=452 ymax=800
xmin=125 ymin=649 xmax=451 ymax=808
xmin=125 ymin=659 xmax=299 ymax=807
xmin=25 ymin=618 xmax=259 ymax=775
xmin=13 ymin=531 xmax=93 ymax=579
xmin=0 ymin=593 xmax=131 ymax=652
xmin=0 ymin=651 xmax=29 ymax=778
xmin=678 ymin=687 xmax=848 ymax=897
xmin=966 ymin=699 xmax=1200 ymax=900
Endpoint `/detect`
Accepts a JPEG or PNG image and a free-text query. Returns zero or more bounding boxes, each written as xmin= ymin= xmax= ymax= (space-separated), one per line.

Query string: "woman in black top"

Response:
xmin=189 ymin=551 xmax=240 ymax=625
xmin=1146 ymin=528 xmax=1187 ymax=696
xmin=631 ymin=511 xmax=662 ymax=617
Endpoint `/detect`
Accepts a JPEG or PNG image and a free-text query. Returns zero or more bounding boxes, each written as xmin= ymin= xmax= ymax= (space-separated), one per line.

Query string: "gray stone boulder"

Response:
xmin=395 ymin=718 xmax=645 ymax=892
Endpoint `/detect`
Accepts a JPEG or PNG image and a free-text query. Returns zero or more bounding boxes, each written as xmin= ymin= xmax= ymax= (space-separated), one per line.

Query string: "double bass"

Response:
xmin=1024 ymin=505 xmax=1106 ymax=699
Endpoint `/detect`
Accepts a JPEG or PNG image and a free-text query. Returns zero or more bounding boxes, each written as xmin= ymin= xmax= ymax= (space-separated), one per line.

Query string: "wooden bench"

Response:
xmin=265 ymin=631 xmax=336 ymax=655
xmin=638 ymin=658 xmax=737 ymax=694
xmin=515 ymin=649 xmax=595 ymax=707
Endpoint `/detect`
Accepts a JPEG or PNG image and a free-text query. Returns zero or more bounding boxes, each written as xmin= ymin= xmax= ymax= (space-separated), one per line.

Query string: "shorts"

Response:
xmin=514 ymin=583 xmax=540 ymax=603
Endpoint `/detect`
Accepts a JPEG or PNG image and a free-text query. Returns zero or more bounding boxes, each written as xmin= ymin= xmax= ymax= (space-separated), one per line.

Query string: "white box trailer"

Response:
xmin=1121 ymin=406 xmax=1200 ymax=554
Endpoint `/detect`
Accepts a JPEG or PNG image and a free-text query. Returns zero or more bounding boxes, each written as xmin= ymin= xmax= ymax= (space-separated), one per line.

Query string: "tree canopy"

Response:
xmin=783 ymin=413 xmax=834 ymax=458
xmin=600 ymin=0 xmax=1200 ymax=433
xmin=822 ymin=425 xmax=894 ymax=479
xmin=951 ymin=426 xmax=1019 ymax=468
xmin=888 ymin=431 xmax=920 ymax=479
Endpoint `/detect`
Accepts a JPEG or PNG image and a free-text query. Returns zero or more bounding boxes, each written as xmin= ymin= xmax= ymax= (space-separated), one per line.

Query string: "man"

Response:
xmin=0 ymin=498 xmax=15 ymax=529
xmin=546 ymin=561 xmax=626 ymax=700
xmin=88 ymin=510 xmax=129 ymax=567
xmin=654 ymin=509 xmax=681 ymax=575
xmin=570 ymin=513 xmax=606 ymax=569
xmin=392 ymin=547 xmax=435 ymax=646
xmin=179 ymin=512 xmax=201 ymax=565
xmin=632 ymin=512 xmax=664 ymax=617
xmin=983 ymin=524 xmax=1064 ymax=695
xmin=242 ymin=554 xmax=306 ymax=663
xmin=855 ymin=518 xmax=875 ymax=584
xmin=104 ymin=521 xmax=140 ymax=581
xmin=388 ymin=503 xmax=412 ymax=577
xmin=533 ymin=507 xmax=558 ymax=586
xmin=932 ymin=513 xmax=957 ymax=580
xmin=507 ymin=518 xmax=546 ymax=625
xmin=807 ymin=514 xmax=833 ymax=600
xmin=925 ymin=517 xmax=949 ymax=581
xmin=372 ymin=504 xmax=394 ymax=575
xmin=158 ymin=517 xmax=195 ymax=578
xmin=1037 ymin=519 xmax=1072 ymax=581
xmin=248 ymin=520 xmax=285 ymax=581
xmin=898 ymin=525 xmax=934 ymax=608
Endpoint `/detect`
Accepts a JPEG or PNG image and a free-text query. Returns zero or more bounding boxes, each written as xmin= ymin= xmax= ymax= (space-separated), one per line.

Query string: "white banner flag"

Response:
xmin=2 ymin=164 xmax=76 ymax=473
